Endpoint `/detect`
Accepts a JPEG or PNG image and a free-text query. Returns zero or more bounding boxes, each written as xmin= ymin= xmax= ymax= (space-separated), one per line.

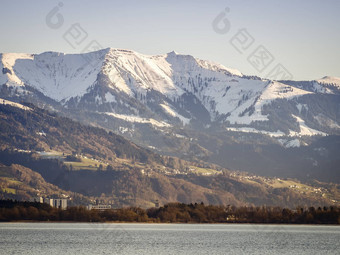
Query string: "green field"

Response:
xmin=188 ymin=166 xmax=220 ymax=175
xmin=1 ymin=187 xmax=16 ymax=194
xmin=38 ymin=150 xmax=108 ymax=171
xmin=64 ymin=157 xmax=107 ymax=170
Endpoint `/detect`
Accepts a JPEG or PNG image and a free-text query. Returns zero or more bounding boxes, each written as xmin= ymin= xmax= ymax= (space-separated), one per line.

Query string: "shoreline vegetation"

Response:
xmin=1 ymin=200 xmax=339 ymax=224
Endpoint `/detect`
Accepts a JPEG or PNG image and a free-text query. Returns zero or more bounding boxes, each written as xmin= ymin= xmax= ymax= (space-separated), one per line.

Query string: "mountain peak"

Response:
xmin=167 ymin=50 xmax=179 ymax=56
xmin=108 ymin=48 xmax=136 ymax=54
xmin=317 ymin=76 xmax=340 ymax=87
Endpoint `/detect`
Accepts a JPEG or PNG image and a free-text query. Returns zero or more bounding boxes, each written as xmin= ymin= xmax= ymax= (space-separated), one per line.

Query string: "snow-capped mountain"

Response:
xmin=0 ymin=50 xmax=107 ymax=101
xmin=1 ymin=48 xmax=340 ymax=182
xmin=1 ymin=48 xmax=339 ymax=135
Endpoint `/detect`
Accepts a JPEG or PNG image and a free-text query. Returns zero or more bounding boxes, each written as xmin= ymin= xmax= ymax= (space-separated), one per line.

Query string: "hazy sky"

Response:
xmin=1 ymin=0 xmax=339 ymax=80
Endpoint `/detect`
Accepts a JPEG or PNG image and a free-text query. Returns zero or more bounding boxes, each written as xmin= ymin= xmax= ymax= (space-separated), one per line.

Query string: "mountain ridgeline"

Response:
xmin=0 ymin=48 xmax=339 ymax=184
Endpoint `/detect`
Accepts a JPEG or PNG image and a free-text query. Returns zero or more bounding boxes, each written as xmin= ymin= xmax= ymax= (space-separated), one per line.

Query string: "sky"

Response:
xmin=0 ymin=0 xmax=339 ymax=80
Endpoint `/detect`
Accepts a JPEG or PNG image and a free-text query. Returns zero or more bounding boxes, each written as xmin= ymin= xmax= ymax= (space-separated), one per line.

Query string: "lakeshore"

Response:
xmin=1 ymin=200 xmax=339 ymax=224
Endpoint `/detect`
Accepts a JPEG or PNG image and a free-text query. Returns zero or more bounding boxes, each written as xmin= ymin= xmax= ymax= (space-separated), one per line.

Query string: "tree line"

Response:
xmin=0 ymin=200 xmax=339 ymax=224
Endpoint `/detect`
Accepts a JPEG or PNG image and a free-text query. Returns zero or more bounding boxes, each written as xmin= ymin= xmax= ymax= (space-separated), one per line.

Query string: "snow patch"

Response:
xmin=160 ymin=103 xmax=190 ymax=125
xmin=95 ymin=95 xmax=102 ymax=104
xmin=196 ymin=59 xmax=243 ymax=77
xmin=296 ymin=103 xmax=308 ymax=113
xmin=210 ymin=80 xmax=311 ymax=125
xmin=174 ymin=133 xmax=186 ymax=139
xmin=314 ymin=114 xmax=340 ymax=129
xmin=103 ymin=112 xmax=170 ymax=127
xmin=289 ymin=115 xmax=326 ymax=136
xmin=2 ymin=50 xmax=108 ymax=101
xmin=1 ymin=53 xmax=33 ymax=86
xmin=105 ymin=92 xmax=116 ymax=103
xmin=317 ymin=76 xmax=340 ymax=89
xmin=102 ymin=49 xmax=184 ymax=98
xmin=118 ymin=126 xmax=133 ymax=134
xmin=226 ymin=114 xmax=327 ymax=137
xmin=0 ymin=98 xmax=32 ymax=111
xmin=226 ymin=127 xmax=285 ymax=137
xmin=278 ymin=138 xmax=300 ymax=148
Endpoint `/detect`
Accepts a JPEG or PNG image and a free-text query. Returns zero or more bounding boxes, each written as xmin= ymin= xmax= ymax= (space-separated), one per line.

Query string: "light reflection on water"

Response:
xmin=0 ymin=223 xmax=339 ymax=254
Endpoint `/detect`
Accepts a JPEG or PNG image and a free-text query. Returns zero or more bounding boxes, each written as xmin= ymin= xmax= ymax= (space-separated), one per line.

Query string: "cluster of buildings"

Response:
xmin=31 ymin=197 xmax=68 ymax=210
xmin=86 ymin=204 xmax=112 ymax=210
xmin=30 ymin=197 xmax=160 ymax=211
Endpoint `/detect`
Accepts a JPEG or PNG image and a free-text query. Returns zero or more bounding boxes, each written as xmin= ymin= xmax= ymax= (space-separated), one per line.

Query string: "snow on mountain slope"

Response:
xmin=0 ymin=48 xmax=311 ymax=119
xmin=101 ymin=49 xmax=244 ymax=100
xmin=1 ymin=49 xmax=108 ymax=101
xmin=99 ymin=49 xmax=249 ymax=123
xmin=0 ymin=98 xmax=32 ymax=111
xmin=102 ymin=49 xmax=184 ymax=98
xmin=234 ymin=81 xmax=312 ymax=125
xmin=103 ymin=112 xmax=171 ymax=127
xmin=277 ymin=138 xmax=301 ymax=148
xmin=113 ymin=50 xmax=311 ymax=125
xmin=160 ymin=103 xmax=190 ymax=125
xmin=289 ymin=115 xmax=326 ymax=136
xmin=198 ymin=77 xmax=268 ymax=123
xmin=170 ymin=74 xmax=311 ymax=124
xmin=280 ymin=77 xmax=340 ymax=94
xmin=317 ymin=76 xmax=340 ymax=89
xmin=0 ymin=53 xmax=33 ymax=86
xmin=311 ymin=81 xmax=333 ymax=94
xmin=1 ymin=48 xmax=337 ymax=138
xmin=226 ymin=127 xmax=285 ymax=137
xmin=196 ymin=58 xmax=243 ymax=76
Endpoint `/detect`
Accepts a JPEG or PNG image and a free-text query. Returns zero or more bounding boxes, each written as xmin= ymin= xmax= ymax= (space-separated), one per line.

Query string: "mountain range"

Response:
xmin=1 ymin=48 xmax=339 ymax=184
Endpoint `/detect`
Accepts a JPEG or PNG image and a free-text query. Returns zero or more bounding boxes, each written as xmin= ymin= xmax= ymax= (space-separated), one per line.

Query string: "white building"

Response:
xmin=43 ymin=198 xmax=54 ymax=207
xmin=30 ymin=197 xmax=68 ymax=209
xmin=53 ymin=199 xmax=68 ymax=210
xmin=31 ymin=197 xmax=44 ymax=203
xmin=87 ymin=204 xmax=111 ymax=210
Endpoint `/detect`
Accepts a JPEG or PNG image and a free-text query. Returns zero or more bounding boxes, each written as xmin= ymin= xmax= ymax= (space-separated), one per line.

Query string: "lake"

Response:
xmin=0 ymin=223 xmax=339 ymax=254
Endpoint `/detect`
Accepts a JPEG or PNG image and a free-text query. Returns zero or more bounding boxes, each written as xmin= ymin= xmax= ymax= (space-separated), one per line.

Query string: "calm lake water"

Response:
xmin=0 ymin=223 xmax=339 ymax=254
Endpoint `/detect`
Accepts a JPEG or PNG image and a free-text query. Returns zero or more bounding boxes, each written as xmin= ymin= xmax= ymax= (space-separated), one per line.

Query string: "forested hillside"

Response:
xmin=0 ymin=103 xmax=339 ymax=208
